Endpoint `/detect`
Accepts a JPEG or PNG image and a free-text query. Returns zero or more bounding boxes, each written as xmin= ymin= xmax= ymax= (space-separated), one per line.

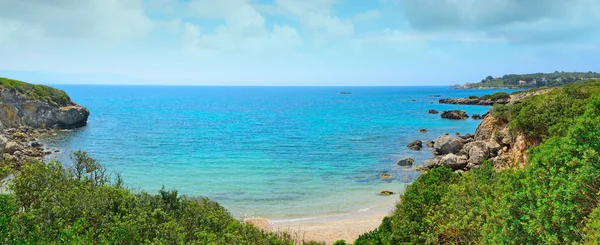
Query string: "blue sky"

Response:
xmin=1 ymin=0 xmax=599 ymax=86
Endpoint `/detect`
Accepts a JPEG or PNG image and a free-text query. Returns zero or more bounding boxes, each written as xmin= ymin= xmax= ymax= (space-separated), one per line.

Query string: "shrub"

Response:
xmin=2 ymin=157 xmax=295 ymax=244
xmin=0 ymin=77 xmax=71 ymax=106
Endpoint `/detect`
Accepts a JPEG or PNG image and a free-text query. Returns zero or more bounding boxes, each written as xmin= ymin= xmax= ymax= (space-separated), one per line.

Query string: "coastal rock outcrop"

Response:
xmin=428 ymin=109 xmax=439 ymax=114
xmin=439 ymin=98 xmax=509 ymax=105
xmin=0 ymin=89 xmax=89 ymax=130
xmin=472 ymin=114 xmax=482 ymax=120
xmin=407 ymin=140 xmax=422 ymax=151
xmin=0 ymin=77 xmax=90 ymax=166
xmin=426 ymin=140 xmax=435 ymax=148
xmin=441 ymin=110 xmax=468 ymax=120
xmin=423 ymin=113 xmax=533 ymax=171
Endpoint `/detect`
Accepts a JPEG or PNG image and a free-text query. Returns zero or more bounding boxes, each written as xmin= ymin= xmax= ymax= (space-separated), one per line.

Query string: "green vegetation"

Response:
xmin=0 ymin=150 xmax=300 ymax=244
xmin=0 ymin=77 xmax=72 ymax=107
xmin=354 ymin=80 xmax=600 ymax=244
xmin=472 ymin=71 xmax=600 ymax=88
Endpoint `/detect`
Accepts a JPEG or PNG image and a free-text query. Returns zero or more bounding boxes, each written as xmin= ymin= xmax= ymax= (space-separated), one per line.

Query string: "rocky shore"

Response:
xmin=0 ymin=78 xmax=89 ymax=167
xmin=416 ymin=88 xmax=554 ymax=171
xmin=438 ymin=97 xmax=509 ymax=105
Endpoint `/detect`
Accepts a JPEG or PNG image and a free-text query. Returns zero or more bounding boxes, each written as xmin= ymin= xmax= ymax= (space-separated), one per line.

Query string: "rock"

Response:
xmin=12 ymin=132 xmax=27 ymax=139
xmin=379 ymin=190 xmax=394 ymax=196
xmin=426 ymin=140 xmax=435 ymax=148
xmin=428 ymin=109 xmax=439 ymax=114
xmin=455 ymin=132 xmax=461 ymax=136
xmin=31 ymin=142 xmax=42 ymax=148
xmin=439 ymin=154 xmax=468 ymax=170
xmin=398 ymin=158 xmax=415 ymax=166
xmin=472 ymin=114 xmax=482 ymax=120
xmin=380 ymin=173 xmax=392 ymax=179
xmin=4 ymin=141 xmax=22 ymax=155
xmin=0 ymin=135 xmax=6 ymax=162
xmin=407 ymin=140 xmax=423 ymax=151
xmin=419 ymin=128 xmax=427 ymax=133
xmin=441 ymin=110 xmax=469 ymax=120
xmin=434 ymin=135 xmax=464 ymax=155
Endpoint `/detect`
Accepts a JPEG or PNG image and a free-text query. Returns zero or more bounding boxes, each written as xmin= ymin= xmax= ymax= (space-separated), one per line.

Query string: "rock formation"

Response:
xmin=407 ymin=140 xmax=422 ymax=151
xmin=0 ymin=77 xmax=90 ymax=165
xmin=441 ymin=110 xmax=468 ymax=119
xmin=397 ymin=158 xmax=414 ymax=166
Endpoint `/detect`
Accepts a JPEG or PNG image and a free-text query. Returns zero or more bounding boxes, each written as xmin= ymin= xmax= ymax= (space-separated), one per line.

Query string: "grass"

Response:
xmin=0 ymin=77 xmax=71 ymax=107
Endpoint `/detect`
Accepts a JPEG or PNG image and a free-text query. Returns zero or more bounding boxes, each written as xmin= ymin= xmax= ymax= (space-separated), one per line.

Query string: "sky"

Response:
xmin=1 ymin=0 xmax=599 ymax=86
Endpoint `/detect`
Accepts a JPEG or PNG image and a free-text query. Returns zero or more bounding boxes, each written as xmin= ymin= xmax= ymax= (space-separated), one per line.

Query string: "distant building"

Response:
xmin=518 ymin=80 xmax=527 ymax=85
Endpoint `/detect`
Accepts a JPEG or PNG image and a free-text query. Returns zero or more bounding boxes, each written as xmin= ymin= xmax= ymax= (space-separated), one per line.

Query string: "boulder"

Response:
xmin=4 ymin=141 xmax=22 ymax=155
xmin=434 ymin=135 xmax=464 ymax=155
xmin=472 ymin=114 xmax=482 ymax=120
xmin=398 ymin=158 xmax=415 ymax=166
xmin=407 ymin=140 xmax=423 ymax=151
xmin=426 ymin=140 xmax=435 ymax=148
xmin=439 ymin=154 xmax=468 ymax=170
xmin=428 ymin=109 xmax=439 ymax=114
xmin=441 ymin=110 xmax=469 ymax=120
xmin=419 ymin=128 xmax=427 ymax=133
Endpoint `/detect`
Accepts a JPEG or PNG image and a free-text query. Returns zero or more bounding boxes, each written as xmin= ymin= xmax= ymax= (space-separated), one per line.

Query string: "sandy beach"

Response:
xmin=245 ymin=198 xmax=398 ymax=244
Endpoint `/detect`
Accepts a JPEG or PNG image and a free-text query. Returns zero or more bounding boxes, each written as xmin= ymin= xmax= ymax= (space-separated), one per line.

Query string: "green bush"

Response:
xmin=0 ymin=77 xmax=71 ymax=106
xmin=357 ymin=85 xmax=600 ymax=244
xmin=1 ymin=157 xmax=295 ymax=244
xmin=481 ymin=92 xmax=510 ymax=101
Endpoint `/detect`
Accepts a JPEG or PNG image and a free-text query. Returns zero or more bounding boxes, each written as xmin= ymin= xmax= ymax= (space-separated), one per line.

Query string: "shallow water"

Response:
xmin=42 ymin=86 xmax=516 ymax=219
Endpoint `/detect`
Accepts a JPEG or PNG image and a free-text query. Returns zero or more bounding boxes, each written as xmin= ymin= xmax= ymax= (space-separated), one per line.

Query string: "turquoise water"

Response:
xmin=42 ymin=86 xmax=516 ymax=219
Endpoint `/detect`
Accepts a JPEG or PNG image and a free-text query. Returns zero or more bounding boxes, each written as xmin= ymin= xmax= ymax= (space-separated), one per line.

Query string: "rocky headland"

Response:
xmin=420 ymin=89 xmax=555 ymax=171
xmin=0 ymin=77 xmax=89 ymax=166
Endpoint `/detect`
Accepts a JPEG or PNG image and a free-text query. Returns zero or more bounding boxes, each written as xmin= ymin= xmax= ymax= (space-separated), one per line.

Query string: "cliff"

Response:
xmin=0 ymin=77 xmax=89 ymax=164
xmin=0 ymin=77 xmax=89 ymax=130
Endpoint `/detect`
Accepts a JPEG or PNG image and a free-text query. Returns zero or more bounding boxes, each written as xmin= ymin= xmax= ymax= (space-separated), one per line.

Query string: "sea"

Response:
xmin=41 ymin=86 xmax=516 ymax=220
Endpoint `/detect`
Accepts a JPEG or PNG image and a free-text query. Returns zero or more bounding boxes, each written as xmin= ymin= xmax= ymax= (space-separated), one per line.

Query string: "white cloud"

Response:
xmin=183 ymin=0 xmax=302 ymax=54
xmin=0 ymin=0 xmax=154 ymax=42
xmin=353 ymin=10 xmax=381 ymax=21
xmin=401 ymin=0 xmax=600 ymax=43
xmin=269 ymin=0 xmax=355 ymax=39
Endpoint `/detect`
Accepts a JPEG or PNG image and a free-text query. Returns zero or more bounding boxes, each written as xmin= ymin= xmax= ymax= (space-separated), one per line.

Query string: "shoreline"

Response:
xmin=245 ymin=194 xmax=398 ymax=244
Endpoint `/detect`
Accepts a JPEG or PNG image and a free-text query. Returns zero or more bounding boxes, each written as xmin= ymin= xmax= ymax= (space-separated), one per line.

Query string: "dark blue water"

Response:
xmin=43 ymin=86 xmax=516 ymax=219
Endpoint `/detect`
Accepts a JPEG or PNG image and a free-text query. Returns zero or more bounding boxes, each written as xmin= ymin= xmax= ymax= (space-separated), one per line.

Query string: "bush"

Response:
xmin=0 ymin=77 xmax=71 ymax=106
xmin=357 ymin=85 xmax=600 ymax=244
xmin=481 ymin=92 xmax=510 ymax=101
xmin=2 ymin=157 xmax=295 ymax=244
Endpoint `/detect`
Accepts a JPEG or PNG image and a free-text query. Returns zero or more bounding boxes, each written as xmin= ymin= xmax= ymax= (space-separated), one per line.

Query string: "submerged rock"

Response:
xmin=428 ymin=109 xmax=439 ymax=114
xmin=441 ymin=110 xmax=469 ymax=120
xmin=379 ymin=190 xmax=395 ymax=196
xmin=379 ymin=173 xmax=392 ymax=179
xmin=419 ymin=128 xmax=427 ymax=133
xmin=397 ymin=158 xmax=415 ymax=166
xmin=407 ymin=140 xmax=423 ymax=151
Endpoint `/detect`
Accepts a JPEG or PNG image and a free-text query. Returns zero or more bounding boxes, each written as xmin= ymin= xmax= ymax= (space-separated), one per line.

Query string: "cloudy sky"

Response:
xmin=1 ymin=0 xmax=599 ymax=85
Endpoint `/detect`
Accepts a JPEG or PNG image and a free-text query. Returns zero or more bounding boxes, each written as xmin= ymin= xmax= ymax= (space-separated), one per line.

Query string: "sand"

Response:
xmin=244 ymin=200 xmax=397 ymax=245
